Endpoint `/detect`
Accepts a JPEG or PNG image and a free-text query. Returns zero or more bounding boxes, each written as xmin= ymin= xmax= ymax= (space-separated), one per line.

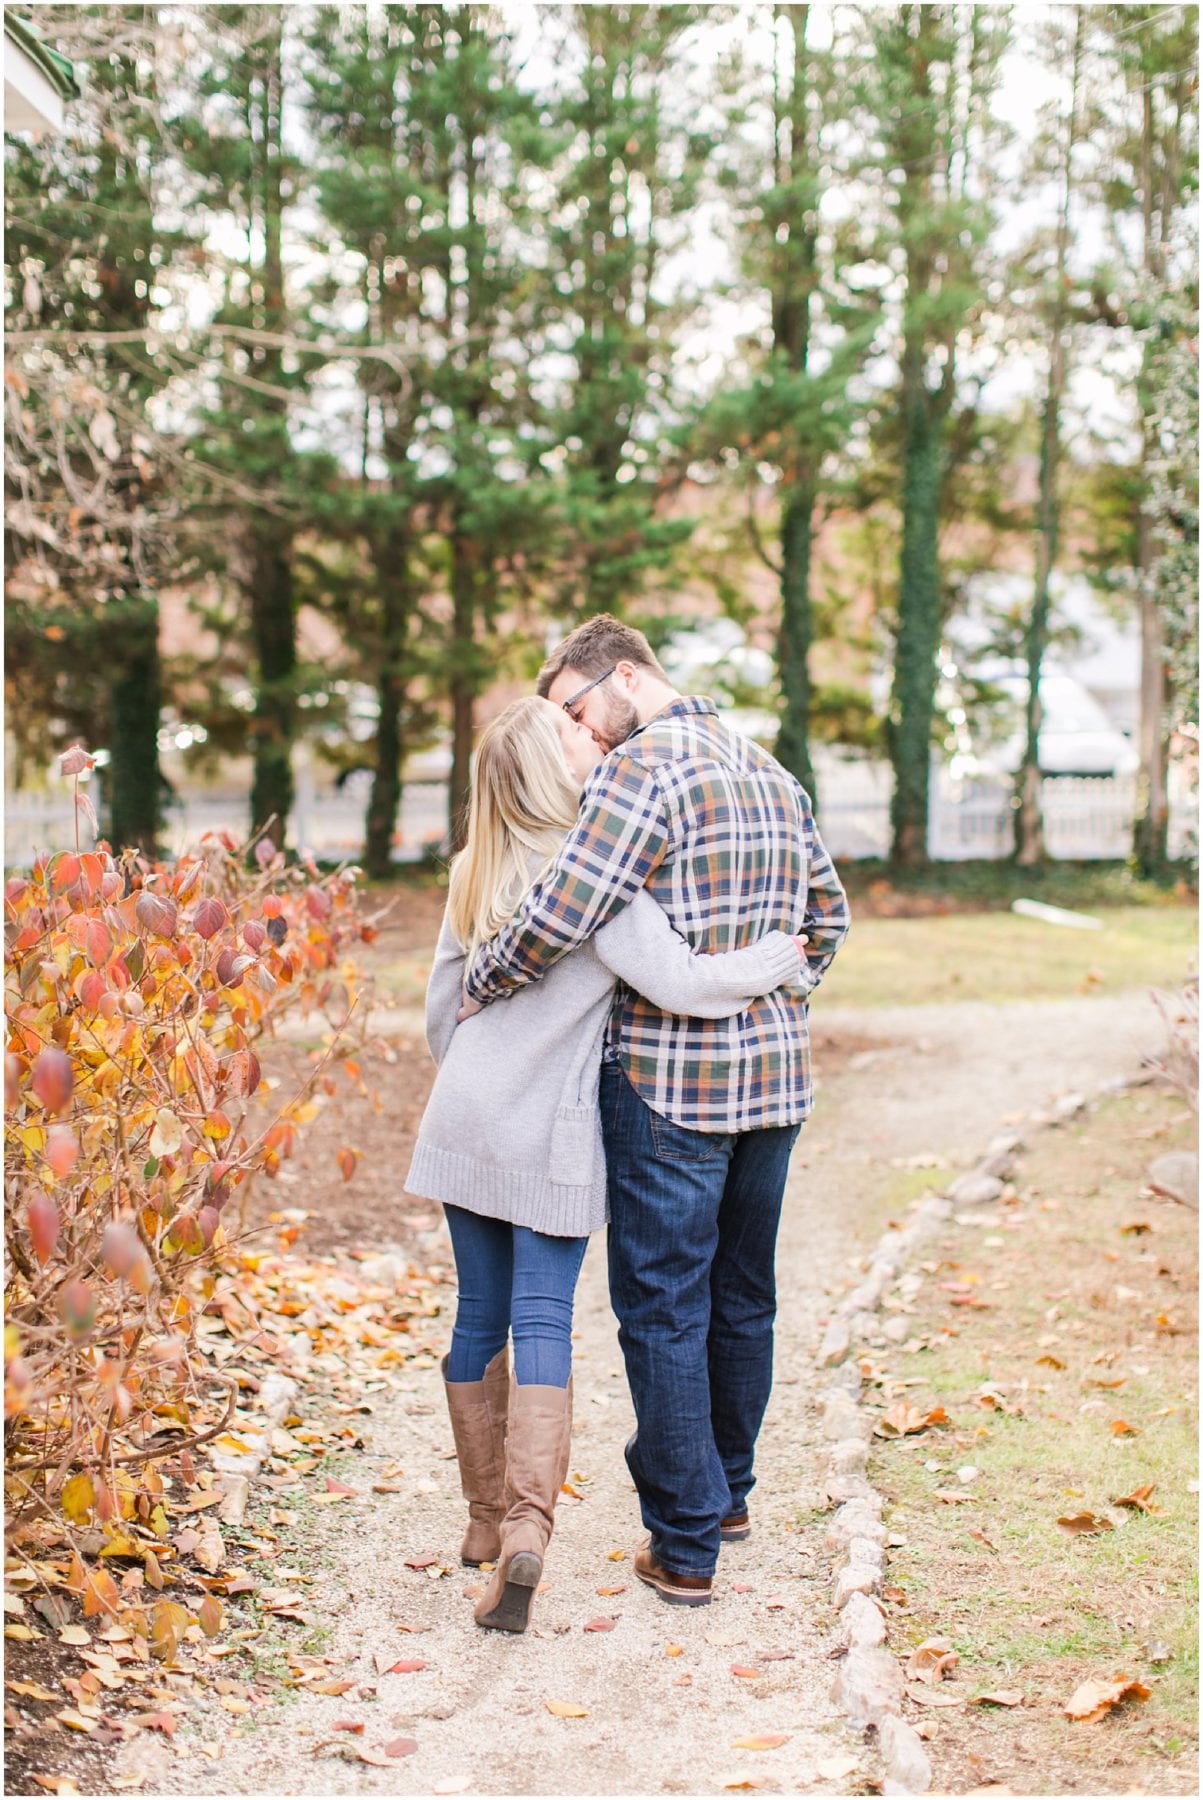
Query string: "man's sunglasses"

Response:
xmin=560 ymin=666 xmax=617 ymax=722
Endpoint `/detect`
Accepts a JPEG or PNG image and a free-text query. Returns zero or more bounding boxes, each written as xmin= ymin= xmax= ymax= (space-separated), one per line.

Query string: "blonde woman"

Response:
xmin=405 ymin=697 xmax=806 ymax=1635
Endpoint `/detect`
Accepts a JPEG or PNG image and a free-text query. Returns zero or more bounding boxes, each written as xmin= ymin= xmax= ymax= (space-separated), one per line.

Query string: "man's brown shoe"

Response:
xmin=634 ymin=1546 xmax=713 ymax=1607
xmin=720 ymin=1510 xmax=751 ymax=1543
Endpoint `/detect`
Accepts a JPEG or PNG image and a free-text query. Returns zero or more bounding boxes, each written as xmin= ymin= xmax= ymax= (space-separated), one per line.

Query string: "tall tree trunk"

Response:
xmin=1016 ymin=7 xmax=1083 ymax=865
xmin=364 ymin=539 xmax=410 ymax=880
xmin=776 ymin=488 xmax=816 ymax=797
xmin=448 ymin=529 xmax=477 ymax=853
xmin=107 ymin=592 xmax=161 ymax=856
xmin=248 ymin=525 xmax=296 ymax=846
xmin=772 ymin=4 xmax=818 ymax=800
xmin=889 ymin=356 xmax=943 ymax=868
xmin=248 ymin=13 xmax=296 ymax=854
xmin=1133 ymin=81 xmax=1169 ymax=871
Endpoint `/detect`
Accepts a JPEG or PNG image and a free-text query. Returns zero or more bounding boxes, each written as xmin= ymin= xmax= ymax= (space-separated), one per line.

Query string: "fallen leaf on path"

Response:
xmin=1036 ymin=1354 xmax=1066 ymax=1369
xmin=730 ymin=1582 xmax=753 ymax=1594
xmin=968 ymin=1527 xmax=998 ymax=1552
xmin=324 ymin=1477 xmax=360 ymax=1497
xmin=906 ymin=1637 xmax=959 ymax=1683
xmin=1056 ymin=1511 xmax=1114 ymax=1537
xmin=596 ymin=1584 xmax=626 ymax=1596
xmin=816 ymin=1753 xmax=861 ymax=1779
xmin=545 ymin=1699 xmax=589 ymax=1718
xmin=730 ymin=1663 xmax=761 ymax=1679
xmin=764 ymin=1593 xmax=788 ymax=1609
xmin=875 ymin=1400 xmax=949 ymax=1438
xmin=31 ymin=1780 xmax=81 ymax=1796
xmin=1112 ymin=1483 xmax=1163 ymax=1515
xmin=404 ymin=1555 xmax=439 ymax=1569
xmin=606 ymin=1548 xmax=626 ymax=1561
xmin=333 ymin=1719 xmax=364 ymax=1733
xmin=665 ymin=1644 xmax=683 ymax=1657
xmin=384 ymin=1660 xmax=427 ymax=1674
xmin=906 ymin=1684 xmax=965 ymax=1707
xmin=704 ymin=1630 xmax=745 ymax=1647
xmin=309 ymin=1679 xmax=357 ymax=1695
xmin=971 ymin=1690 xmax=1024 ymax=1707
xmin=383 ymin=1736 xmax=419 ymax=1757
xmin=721 ymin=1780 xmax=768 ymax=1792
xmin=1087 ymin=1376 xmax=1127 ymax=1390
xmin=583 ymin=1617 xmax=616 ymax=1632
xmin=732 ymin=1733 xmax=788 ymax=1750
xmin=1064 ymin=1675 xmax=1151 ymax=1723
xmin=934 ymin=1489 xmax=976 ymax=1504
xmin=1110 ymin=1419 xmax=1141 ymax=1436
xmin=1120 ymin=1220 xmax=1152 ymax=1235
xmin=7 ymin=1681 xmax=57 ymax=1701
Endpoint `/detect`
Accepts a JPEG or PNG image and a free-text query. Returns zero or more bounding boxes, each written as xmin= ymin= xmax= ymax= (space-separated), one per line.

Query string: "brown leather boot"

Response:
xmin=441 ymin=1348 xmax=509 ymax=1567
xmin=474 ymin=1376 xmax=572 ymax=1634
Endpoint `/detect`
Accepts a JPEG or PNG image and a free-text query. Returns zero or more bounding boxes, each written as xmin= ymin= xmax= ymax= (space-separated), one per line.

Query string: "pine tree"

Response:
xmin=865 ymin=5 xmax=1009 ymax=867
xmin=705 ymin=4 xmax=875 ymax=799
xmin=543 ymin=4 xmax=706 ymax=622
xmin=176 ymin=4 xmax=315 ymax=852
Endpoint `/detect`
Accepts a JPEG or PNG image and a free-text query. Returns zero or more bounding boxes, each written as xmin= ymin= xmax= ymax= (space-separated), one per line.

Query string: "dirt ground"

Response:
xmin=6 ymin=896 xmax=1196 ymax=1798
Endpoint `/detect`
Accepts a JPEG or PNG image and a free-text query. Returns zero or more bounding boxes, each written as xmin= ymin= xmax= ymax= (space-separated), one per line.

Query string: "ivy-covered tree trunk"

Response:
xmin=107 ymin=593 xmax=161 ymax=855
xmin=770 ymin=5 xmax=819 ymax=800
xmin=890 ymin=369 xmax=944 ymax=867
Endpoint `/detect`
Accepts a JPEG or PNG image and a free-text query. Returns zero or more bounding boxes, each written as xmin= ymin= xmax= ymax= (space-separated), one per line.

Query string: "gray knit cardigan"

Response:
xmin=404 ymin=891 xmax=802 ymax=1237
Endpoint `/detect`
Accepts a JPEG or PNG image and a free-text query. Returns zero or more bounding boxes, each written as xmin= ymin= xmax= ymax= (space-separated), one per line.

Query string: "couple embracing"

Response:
xmin=405 ymin=614 xmax=849 ymax=1633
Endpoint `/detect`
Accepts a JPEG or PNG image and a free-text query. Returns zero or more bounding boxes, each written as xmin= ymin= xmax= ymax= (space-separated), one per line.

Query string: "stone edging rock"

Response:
xmin=813 ymin=1085 xmax=1108 ymax=1795
xmin=208 ymin=1370 xmax=299 ymax=1526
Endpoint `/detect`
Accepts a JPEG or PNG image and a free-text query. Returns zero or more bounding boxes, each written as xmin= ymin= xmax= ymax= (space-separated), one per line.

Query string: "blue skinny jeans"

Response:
xmin=444 ymin=1205 xmax=588 ymax=1389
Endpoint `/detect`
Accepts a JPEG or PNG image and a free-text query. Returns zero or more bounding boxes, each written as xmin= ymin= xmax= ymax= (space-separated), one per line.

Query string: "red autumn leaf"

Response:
xmin=45 ymin=1125 xmax=80 ymax=1179
xmin=135 ymin=890 xmax=177 ymax=938
xmin=325 ymin=1477 xmax=359 ymax=1497
xmin=60 ymin=745 xmax=95 ymax=777
xmin=31 ymin=1047 xmax=74 ymax=1114
xmin=730 ymin=1664 xmax=761 ymax=1679
xmin=193 ymin=897 xmax=229 ymax=940
xmin=583 ymin=1617 xmax=617 ymax=1632
xmin=404 ymin=1556 xmax=439 ymax=1570
xmin=384 ymin=1659 xmax=427 ymax=1674
xmin=27 ymin=1195 xmax=59 ymax=1264
xmin=384 ymin=1737 xmax=418 ymax=1758
xmin=333 ymin=1719 xmax=365 ymax=1733
xmin=337 ymin=1146 xmax=358 ymax=1183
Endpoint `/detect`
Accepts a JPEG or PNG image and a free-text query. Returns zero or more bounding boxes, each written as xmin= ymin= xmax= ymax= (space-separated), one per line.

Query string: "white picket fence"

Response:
xmin=4 ymin=761 xmax=1196 ymax=869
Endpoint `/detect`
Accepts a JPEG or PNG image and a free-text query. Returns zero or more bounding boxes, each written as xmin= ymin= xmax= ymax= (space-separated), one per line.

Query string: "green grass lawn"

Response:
xmin=820 ymin=905 xmax=1199 ymax=1008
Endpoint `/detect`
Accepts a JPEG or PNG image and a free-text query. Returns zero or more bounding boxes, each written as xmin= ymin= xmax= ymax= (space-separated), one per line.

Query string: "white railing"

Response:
xmin=5 ymin=760 xmax=1197 ymax=869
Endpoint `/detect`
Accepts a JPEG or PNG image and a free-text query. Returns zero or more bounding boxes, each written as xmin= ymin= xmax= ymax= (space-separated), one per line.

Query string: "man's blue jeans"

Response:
xmin=444 ymin=1204 xmax=588 ymax=1389
xmin=600 ymin=1062 xmax=801 ymax=1577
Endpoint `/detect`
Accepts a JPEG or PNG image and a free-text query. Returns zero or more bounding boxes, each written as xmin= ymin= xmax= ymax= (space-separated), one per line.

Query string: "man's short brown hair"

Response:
xmin=536 ymin=613 xmax=667 ymax=697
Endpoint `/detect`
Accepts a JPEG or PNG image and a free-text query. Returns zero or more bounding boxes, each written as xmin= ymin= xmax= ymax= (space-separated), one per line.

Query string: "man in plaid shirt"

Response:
xmin=464 ymin=615 xmax=850 ymax=1604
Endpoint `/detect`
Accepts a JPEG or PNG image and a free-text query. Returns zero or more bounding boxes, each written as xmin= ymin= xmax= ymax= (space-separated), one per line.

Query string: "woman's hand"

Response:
xmin=791 ymin=933 xmax=809 ymax=959
xmin=456 ymin=990 xmax=484 ymax=1023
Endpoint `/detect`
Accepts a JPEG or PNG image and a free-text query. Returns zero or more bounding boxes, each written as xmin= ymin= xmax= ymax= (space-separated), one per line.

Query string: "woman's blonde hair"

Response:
xmin=447 ymin=697 xmax=581 ymax=955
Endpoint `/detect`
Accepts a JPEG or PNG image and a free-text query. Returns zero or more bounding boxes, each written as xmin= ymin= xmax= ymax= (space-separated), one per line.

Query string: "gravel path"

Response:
xmin=126 ymin=989 xmax=1163 ymax=1797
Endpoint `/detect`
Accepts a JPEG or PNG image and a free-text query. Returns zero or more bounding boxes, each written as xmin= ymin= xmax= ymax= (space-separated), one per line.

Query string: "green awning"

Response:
xmin=5 ymin=13 xmax=80 ymax=101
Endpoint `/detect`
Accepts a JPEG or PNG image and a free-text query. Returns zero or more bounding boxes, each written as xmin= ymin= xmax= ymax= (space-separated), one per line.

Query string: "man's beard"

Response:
xmin=596 ymin=691 xmax=641 ymax=752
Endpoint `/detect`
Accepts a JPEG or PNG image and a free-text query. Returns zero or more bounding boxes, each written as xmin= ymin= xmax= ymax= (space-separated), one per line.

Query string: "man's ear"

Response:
xmin=613 ymin=658 xmax=642 ymax=688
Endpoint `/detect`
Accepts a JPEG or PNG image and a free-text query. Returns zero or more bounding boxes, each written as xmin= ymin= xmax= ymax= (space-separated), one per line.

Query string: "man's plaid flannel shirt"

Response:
xmin=464 ymin=696 xmax=850 ymax=1132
